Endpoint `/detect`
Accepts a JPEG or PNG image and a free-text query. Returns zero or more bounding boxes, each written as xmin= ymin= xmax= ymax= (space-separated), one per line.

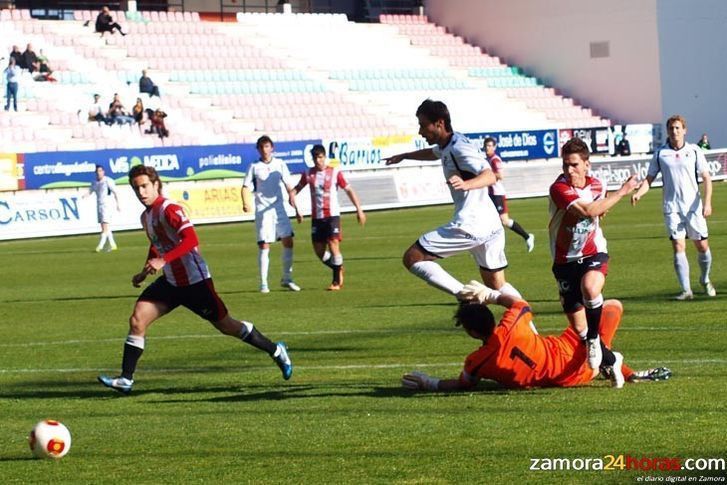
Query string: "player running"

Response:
xmin=401 ymin=281 xmax=671 ymax=391
xmin=483 ymin=137 xmax=535 ymax=252
xmin=631 ymin=114 xmax=716 ymax=300
xmin=384 ymin=99 xmax=521 ymax=299
xmin=98 ymin=165 xmax=292 ymax=394
xmin=293 ymin=144 xmax=366 ymax=291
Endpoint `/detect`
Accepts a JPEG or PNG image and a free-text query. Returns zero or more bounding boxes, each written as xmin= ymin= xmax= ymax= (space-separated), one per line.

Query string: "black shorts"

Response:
xmin=551 ymin=253 xmax=609 ymax=313
xmin=311 ymin=216 xmax=342 ymax=243
xmin=489 ymin=194 xmax=508 ymax=215
xmin=138 ymin=276 xmax=228 ymax=323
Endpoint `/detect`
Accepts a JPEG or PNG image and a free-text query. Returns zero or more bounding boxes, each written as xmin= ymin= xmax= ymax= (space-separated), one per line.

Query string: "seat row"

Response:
xmin=170 ymin=69 xmax=310 ymax=83
xmin=189 ymin=80 xmax=327 ymax=96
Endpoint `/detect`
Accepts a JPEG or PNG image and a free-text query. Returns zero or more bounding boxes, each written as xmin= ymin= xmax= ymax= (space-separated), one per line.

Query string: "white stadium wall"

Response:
xmin=656 ymin=0 xmax=727 ymax=150
xmin=424 ymin=0 xmax=662 ymax=125
xmin=425 ymin=0 xmax=727 ymax=149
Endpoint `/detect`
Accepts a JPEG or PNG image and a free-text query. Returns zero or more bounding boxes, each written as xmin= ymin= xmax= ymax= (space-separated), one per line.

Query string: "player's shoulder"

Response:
xmin=549 ymin=174 xmax=570 ymax=191
xmin=585 ymin=175 xmax=605 ymax=189
xmin=450 ymin=132 xmax=479 ymax=152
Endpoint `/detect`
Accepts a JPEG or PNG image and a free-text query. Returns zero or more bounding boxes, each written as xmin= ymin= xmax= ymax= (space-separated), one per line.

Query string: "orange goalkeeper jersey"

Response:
xmin=460 ymin=300 xmax=593 ymax=388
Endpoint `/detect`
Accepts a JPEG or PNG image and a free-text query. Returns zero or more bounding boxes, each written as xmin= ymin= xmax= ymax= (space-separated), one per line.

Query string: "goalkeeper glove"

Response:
xmin=457 ymin=280 xmax=501 ymax=304
xmin=401 ymin=371 xmax=440 ymax=391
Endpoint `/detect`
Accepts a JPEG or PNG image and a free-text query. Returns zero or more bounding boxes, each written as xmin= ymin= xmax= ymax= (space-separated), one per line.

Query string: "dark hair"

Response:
xmin=128 ymin=164 xmax=162 ymax=190
xmin=310 ymin=144 xmax=326 ymax=158
xmin=95 ymin=164 xmax=104 ymax=170
xmin=256 ymin=135 xmax=274 ymax=149
xmin=454 ymin=302 xmax=496 ymax=338
xmin=561 ymin=137 xmax=590 ymax=161
xmin=416 ymin=99 xmax=452 ymax=132
xmin=483 ymin=136 xmax=496 ymax=146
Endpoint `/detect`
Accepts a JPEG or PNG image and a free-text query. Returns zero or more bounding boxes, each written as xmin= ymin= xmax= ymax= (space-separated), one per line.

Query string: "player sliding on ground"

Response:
xmin=98 ymin=165 xmax=292 ymax=395
xmin=402 ymin=281 xmax=671 ymax=391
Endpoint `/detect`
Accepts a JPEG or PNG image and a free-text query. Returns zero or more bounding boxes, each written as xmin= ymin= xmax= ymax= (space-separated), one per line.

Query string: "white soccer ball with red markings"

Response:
xmin=28 ymin=420 xmax=71 ymax=459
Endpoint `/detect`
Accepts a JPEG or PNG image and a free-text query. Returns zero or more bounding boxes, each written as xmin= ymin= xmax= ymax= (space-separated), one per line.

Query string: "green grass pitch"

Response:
xmin=1 ymin=183 xmax=726 ymax=483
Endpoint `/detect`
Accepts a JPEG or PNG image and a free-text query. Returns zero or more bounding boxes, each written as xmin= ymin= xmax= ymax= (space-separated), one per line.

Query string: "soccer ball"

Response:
xmin=28 ymin=420 xmax=71 ymax=459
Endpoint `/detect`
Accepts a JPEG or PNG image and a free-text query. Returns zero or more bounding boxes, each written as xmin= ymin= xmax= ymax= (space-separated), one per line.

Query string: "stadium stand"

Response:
xmin=1 ymin=9 xmax=608 ymax=154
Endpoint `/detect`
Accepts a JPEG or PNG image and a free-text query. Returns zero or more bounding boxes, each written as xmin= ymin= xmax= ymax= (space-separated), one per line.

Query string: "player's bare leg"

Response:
xmin=98 ymin=300 xmax=169 ymax=394
xmin=671 ymin=239 xmax=693 ymax=299
xmin=693 ymin=239 xmax=715 ymax=297
xmin=403 ymin=243 xmax=464 ymax=296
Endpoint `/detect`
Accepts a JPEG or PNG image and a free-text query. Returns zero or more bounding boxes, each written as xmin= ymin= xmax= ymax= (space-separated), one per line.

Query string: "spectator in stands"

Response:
xmin=84 ymin=93 xmax=109 ymax=124
xmin=146 ymin=109 xmax=169 ymax=138
xmin=697 ymin=133 xmax=711 ymax=150
xmin=9 ymin=45 xmax=24 ymax=69
xmin=4 ymin=57 xmax=20 ymax=112
xmin=139 ymin=69 xmax=160 ymax=98
xmin=108 ymin=93 xmax=134 ymax=125
xmin=22 ymin=43 xmax=40 ymax=75
xmin=36 ymin=49 xmax=56 ymax=82
xmin=132 ymin=97 xmax=145 ymax=125
xmin=616 ymin=133 xmax=631 ymax=156
xmin=95 ymin=6 xmax=126 ymax=37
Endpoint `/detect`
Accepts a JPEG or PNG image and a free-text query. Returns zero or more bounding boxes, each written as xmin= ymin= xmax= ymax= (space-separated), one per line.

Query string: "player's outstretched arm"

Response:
xmin=570 ymin=175 xmax=638 ymax=217
xmin=383 ymin=148 xmax=438 ymax=165
xmin=448 ymin=168 xmax=496 ymax=191
xmin=631 ymin=175 xmax=654 ymax=205
xmin=457 ymin=280 xmax=520 ymax=308
xmin=401 ymin=371 xmax=475 ymax=392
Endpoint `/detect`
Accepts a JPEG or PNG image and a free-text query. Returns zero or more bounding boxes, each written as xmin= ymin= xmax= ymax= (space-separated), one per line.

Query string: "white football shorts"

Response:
xmin=256 ymin=205 xmax=293 ymax=243
xmin=97 ymin=204 xmax=113 ymax=224
xmin=418 ymin=223 xmax=508 ymax=271
xmin=664 ymin=211 xmax=709 ymax=240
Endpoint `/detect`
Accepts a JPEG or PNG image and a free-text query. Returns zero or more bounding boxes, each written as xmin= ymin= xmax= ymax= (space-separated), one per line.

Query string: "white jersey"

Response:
xmin=431 ymin=132 xmax=500 ymax=237
xmin=648 ymin=142 xmax=709 ymax=214
xmin=89 ymin=176 xmax=117 ymax=208
xmin=242 ymin=158 xmax=293 ymax=212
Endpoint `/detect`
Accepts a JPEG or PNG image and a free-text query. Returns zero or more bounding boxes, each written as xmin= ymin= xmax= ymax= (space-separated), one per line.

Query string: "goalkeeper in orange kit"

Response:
xmin=402 ymin=281 xmax=671 ymax=391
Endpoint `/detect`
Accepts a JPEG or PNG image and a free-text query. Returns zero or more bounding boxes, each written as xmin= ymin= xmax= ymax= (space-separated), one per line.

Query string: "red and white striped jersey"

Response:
xmin=548 ymin=175 xmax=608 ymax=264
xmin=141 ymin=196 xmax=210 ymax=286
xmin=487 ymin=153 xmax=506 ymax=196
xmin=298 ymin=166 xmax=348 ymax=219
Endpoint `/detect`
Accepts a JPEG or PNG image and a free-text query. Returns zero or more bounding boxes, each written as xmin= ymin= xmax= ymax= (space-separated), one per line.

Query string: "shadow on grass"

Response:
xmin=1 ymin=294 xmax=138 ymax=304
xmin=0 ymin=455 xmax=37 ymax=462
xmin=152 ymin=381 xmax=523 ymax=404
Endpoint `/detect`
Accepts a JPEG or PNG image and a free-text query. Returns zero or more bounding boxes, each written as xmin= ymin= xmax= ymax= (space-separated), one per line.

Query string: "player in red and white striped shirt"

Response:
xmin=294 ymin=144 xmax=366 ymax=290
xmin=98 ymin=165 xmax=292 ymax=394
xmin=548 ymin=137 xmax=637 ymax=373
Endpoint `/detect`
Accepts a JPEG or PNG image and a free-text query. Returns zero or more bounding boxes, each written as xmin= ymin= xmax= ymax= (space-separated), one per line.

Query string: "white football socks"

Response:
xmin=698 ymin=249 xmax=712 ymax=285
xmin=258 ymin=248 xmax=270 ymax=287
xmin=673 ymin=251 xmax=691 ymax=293
xmin=282 ymin=247 xmax=294 ymax=281
xmin=409 ymin=261 xmax=464 ymax=295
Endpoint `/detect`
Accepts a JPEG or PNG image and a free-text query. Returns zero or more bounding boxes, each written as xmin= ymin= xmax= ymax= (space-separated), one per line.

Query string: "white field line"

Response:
xmin=0 ymin=359 xmax=726 ymax=375
xmin=0 ymin=326 xmax=706 ymax=349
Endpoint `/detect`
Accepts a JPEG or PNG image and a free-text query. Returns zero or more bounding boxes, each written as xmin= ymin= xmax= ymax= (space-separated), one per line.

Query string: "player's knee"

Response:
xmin=128 ymin=313 xmax=147 ymax=335
xmin=603 ymin=299 xmax=622 ymax=311
xmin=583 ymin=294 xmax=604 ymax=309
xmin=402 ymin=245 xmax=424 ymax=269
